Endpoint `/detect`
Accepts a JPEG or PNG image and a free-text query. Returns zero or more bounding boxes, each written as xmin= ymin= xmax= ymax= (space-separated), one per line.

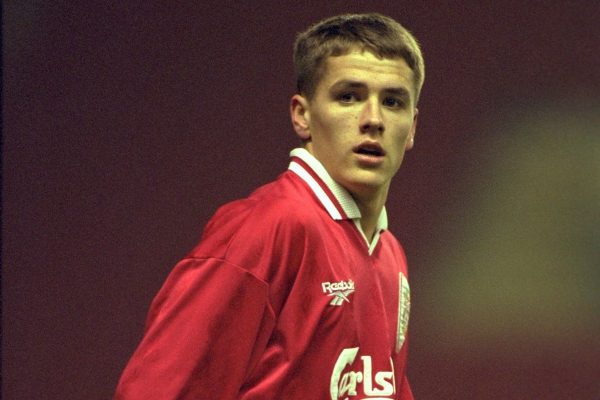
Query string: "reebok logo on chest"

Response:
xmin=322 ymin=279 xmax=355 ymax=306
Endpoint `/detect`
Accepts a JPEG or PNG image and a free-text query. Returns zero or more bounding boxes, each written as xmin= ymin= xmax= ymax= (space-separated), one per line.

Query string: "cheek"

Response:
xmin=393 ymin=121 xmax=414 ymax=143
xmin=314 ymin=113 xmax=348 ymax=141
xmin=388 ymin=126 xmax=412 ymax=159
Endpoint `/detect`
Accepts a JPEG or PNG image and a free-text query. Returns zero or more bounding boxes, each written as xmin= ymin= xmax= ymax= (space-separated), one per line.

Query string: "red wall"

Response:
xmin=4 ymin=2 xmax=599 ymax=399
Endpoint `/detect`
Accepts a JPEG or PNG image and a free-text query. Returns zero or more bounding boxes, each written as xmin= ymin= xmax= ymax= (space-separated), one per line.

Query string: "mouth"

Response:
xmin=353 ymin=142 xmax=385 ymax=157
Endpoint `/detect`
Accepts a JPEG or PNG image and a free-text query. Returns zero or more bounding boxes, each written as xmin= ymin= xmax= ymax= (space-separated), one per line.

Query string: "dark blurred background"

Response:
xmin=3 ymin=1 xmax=599 ymax=399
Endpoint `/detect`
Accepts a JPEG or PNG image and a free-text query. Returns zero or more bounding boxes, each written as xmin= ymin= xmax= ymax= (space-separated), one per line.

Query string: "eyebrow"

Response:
xmin=329 ymin=79 xmax=411 ymax=98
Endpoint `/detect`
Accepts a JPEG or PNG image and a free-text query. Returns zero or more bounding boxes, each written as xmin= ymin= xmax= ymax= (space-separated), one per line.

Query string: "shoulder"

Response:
xmin=379 ymin=230 xmax=409 ymax=268
xmin=189 ymin=171 xmax=325 ymax=262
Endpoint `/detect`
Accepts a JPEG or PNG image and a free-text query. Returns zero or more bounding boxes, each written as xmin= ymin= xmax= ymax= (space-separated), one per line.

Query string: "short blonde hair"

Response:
xmin=294 ymin=13 xmax=425 ymax=103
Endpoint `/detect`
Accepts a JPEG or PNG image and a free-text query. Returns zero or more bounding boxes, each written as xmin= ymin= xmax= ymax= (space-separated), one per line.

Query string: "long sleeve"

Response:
xmin=115 ymin=257 xmax=276 ymax=399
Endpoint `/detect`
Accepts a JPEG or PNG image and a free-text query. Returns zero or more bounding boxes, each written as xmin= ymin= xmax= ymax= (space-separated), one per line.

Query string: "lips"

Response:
xmin=353 ymin=141 xmax=385 ymax=157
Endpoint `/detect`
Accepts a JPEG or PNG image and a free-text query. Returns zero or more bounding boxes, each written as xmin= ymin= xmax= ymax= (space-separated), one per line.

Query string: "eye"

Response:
xmin=338 ymin=92 xmax=359 ymax=103
xmin=383 ymin=97 xmax=405 ymax=108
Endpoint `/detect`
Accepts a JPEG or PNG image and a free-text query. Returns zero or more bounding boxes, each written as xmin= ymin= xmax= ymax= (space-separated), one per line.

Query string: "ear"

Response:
xmin=290 ymin=94 xmax=311 ymax=141
xmin=405 ymin=108 xmax=418 ymax=150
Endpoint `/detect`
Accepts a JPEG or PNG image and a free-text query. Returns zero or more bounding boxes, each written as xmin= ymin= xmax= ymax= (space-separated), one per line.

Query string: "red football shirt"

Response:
xmin=115 ymin=148 xmax=413 ymax=399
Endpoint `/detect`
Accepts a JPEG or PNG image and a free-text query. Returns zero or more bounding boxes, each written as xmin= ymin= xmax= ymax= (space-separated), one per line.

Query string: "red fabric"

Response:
xmin=115 ymin=167 xmax=413 ymax=399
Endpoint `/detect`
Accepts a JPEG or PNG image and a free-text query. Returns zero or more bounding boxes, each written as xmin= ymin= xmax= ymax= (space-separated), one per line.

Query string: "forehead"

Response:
xmin=319 ymin=49 xmax=414 ymax=92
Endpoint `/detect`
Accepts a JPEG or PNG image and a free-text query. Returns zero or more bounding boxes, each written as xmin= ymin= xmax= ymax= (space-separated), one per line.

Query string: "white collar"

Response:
xmin=288 ymin=148 xmax=388 ymax=252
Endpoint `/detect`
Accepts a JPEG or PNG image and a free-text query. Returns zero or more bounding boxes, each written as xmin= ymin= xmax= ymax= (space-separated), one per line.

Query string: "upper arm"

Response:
xmin=115 ymin=257 xmax=276 ymax=400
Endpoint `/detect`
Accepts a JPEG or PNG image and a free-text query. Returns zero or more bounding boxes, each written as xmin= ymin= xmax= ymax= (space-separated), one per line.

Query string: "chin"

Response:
xmin=344 ymin=177 xmax=388 ymax=198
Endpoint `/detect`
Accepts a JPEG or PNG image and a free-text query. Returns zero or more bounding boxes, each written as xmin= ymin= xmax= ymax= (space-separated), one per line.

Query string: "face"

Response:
xmin=291 ymin=48 xmax=418 ymax=203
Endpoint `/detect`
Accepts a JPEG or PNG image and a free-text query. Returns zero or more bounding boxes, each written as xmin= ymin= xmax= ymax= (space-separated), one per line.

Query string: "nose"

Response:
xmin=359 ymin=99 xmax=384 ymax=134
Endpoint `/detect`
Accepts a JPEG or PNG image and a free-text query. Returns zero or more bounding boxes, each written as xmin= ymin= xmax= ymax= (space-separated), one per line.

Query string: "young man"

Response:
xmin=115 ymin=13 xmax=424 ymax=400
